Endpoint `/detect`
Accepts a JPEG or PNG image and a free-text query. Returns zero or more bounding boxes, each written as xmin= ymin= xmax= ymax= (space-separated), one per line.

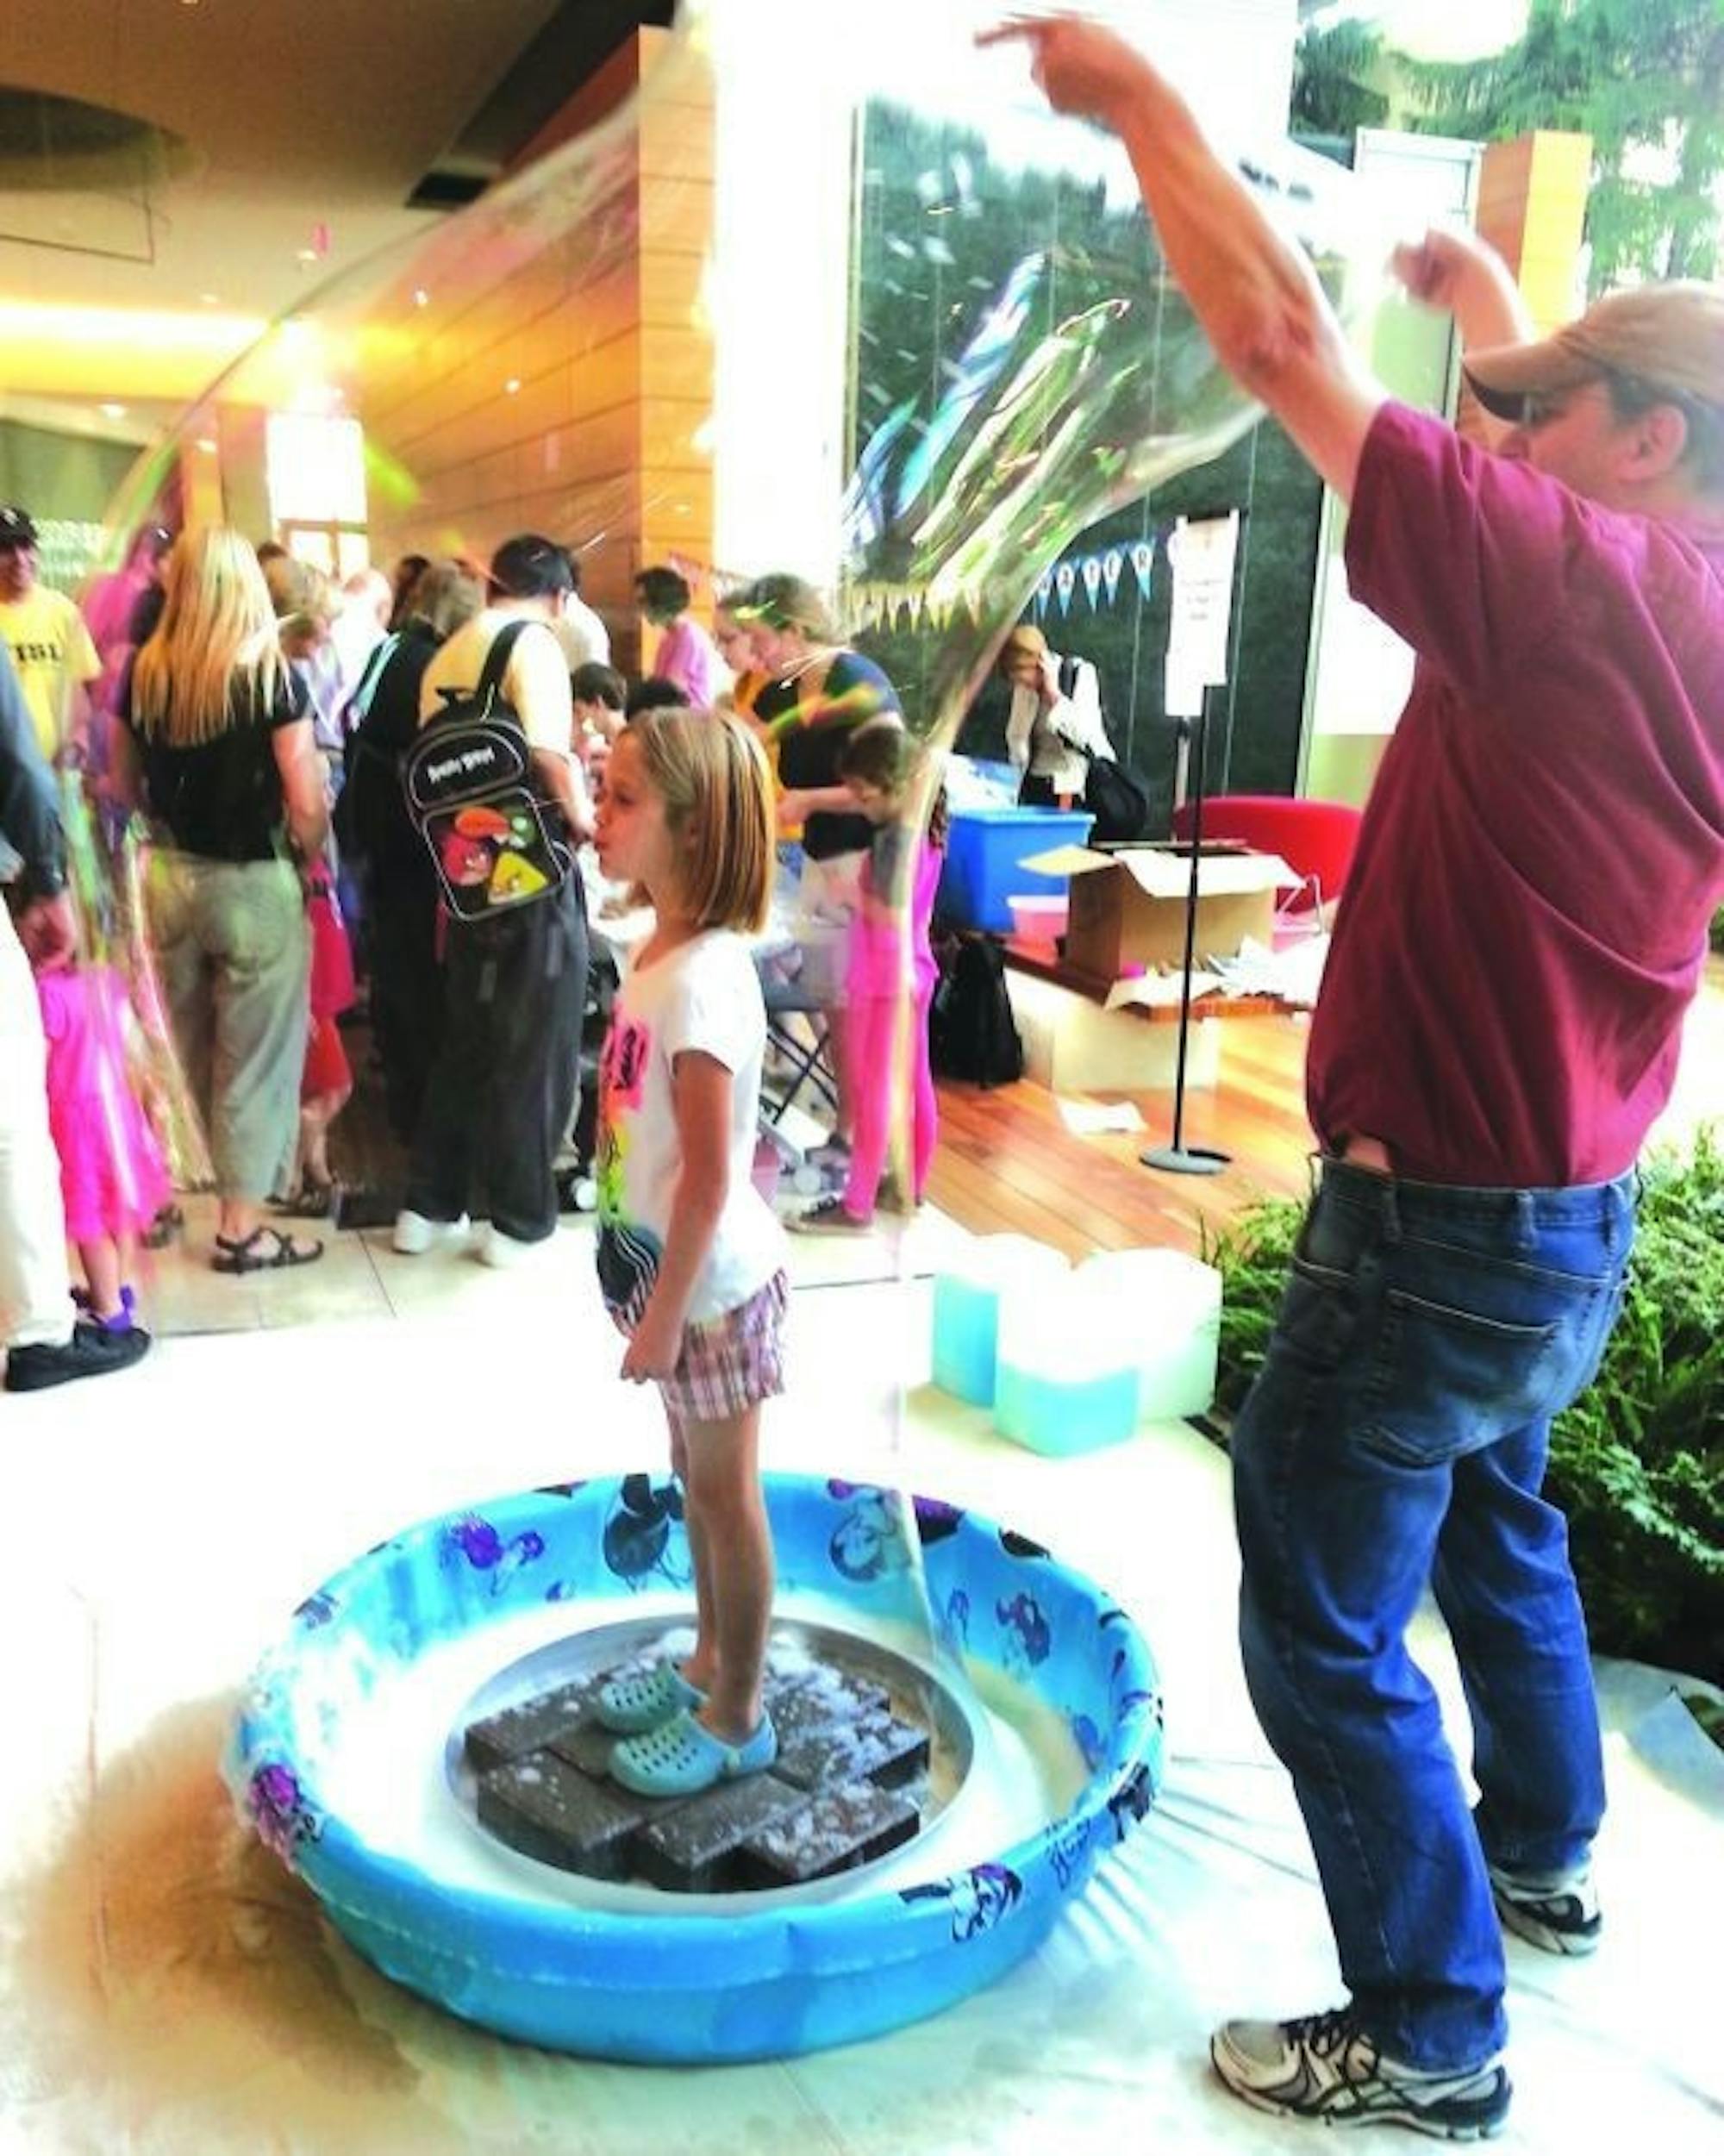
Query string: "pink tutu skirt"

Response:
xmin=37 ymin=965 xmax=173 ymax=1244
xmin=49 ymin=1077 xmax=172 ymax=1243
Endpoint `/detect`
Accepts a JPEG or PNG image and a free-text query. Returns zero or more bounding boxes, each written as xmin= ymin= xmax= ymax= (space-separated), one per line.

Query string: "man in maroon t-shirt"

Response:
xmin=991 ymin=16 xmax=1724 ymax=2142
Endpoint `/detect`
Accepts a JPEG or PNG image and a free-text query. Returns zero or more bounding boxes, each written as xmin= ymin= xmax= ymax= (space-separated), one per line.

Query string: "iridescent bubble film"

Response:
xmin=17 ymin=0 xmax=1419 ymax=2018
xmin=69 ymin=0 xmax=1381 ymax=1519
xmin=60 ymin=0 xmax=1388 ymax=1302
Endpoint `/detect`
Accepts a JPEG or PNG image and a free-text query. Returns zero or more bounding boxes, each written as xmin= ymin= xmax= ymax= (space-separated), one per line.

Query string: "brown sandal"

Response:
xmin=271 ymin=1179 xmax=339 ymax=1220
xmin=212 ymin=1224 xmax=325 ymax=1274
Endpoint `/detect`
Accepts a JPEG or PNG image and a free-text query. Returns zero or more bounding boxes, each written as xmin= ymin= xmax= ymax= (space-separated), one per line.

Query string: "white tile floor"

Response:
xmin=0 ymin=1217 xmax=1719 ymax=2153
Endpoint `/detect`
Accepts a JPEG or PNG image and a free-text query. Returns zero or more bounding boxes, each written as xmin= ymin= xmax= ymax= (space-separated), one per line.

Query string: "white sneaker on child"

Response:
xmin=391 ymin=1209 xmax=469 ymax=1256
xmin=476 ymin=1224 xmax=539 ymax=1268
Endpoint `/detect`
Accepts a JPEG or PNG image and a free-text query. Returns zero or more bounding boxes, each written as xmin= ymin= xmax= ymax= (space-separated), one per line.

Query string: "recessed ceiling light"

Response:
xmin=196 ymin=436 xmax=218 ymax=453
xmin=412 ymin=288 xmax=429 ymax=308
xmin=199 ymin=291 xmax=220 ymax=306
xmin=99 ymin=402 xmax=127 ymax=420
xmin=296 ymin=247 xmax=319 ymax=266
xmin=504 ymin=378 xmax=522 ymax=395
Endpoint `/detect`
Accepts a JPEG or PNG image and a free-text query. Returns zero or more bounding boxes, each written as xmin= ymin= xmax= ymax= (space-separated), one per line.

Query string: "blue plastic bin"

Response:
xmin=993 ymin=1270 xmax=1142 ymax=1456
xmin=938 ymin=807 xmax=1093 ymax=933
xmin=932 ymin=1235 xmax=1070 ymax=1408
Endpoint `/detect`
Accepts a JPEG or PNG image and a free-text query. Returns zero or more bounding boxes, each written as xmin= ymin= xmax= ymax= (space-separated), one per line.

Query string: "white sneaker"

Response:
xmin=391 ymin=1209 xmax=469 ymax=1256
xmin=1211 ymin=2009 xmax=1510 ymax=2138
xmin=1489 ymin=1861 xmax=1602 ymax=1956
xmin=476 ymin=1224 xmax=539 ymax=1268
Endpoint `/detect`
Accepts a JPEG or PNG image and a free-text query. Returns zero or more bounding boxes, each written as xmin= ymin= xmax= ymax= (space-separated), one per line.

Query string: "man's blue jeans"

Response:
xmin=1231 ymin=1159 xmax=1635 ymax=2072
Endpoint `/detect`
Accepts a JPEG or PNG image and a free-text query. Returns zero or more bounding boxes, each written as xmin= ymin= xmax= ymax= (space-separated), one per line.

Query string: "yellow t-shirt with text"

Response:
xmin=0 ymin=586 xmax=101 ymax=762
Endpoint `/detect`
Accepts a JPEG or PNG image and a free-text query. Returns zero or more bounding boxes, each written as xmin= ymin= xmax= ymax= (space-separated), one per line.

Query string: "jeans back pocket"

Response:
xmin=1360 ymin=1286 xmax=1566 ymax=1467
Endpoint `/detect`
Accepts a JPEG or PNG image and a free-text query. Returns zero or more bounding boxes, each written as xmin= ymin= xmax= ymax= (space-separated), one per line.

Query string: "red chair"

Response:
xmin=1171 ymin=794 xmax=1362 ymax=938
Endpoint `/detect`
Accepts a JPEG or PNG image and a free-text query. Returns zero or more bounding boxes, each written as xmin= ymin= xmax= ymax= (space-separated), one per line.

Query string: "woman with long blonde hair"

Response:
xmin=116 ymin=528 xmax=329 ymax=1272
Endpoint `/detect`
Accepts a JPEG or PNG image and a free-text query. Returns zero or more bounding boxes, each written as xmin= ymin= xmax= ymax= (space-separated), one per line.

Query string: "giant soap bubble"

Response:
xmin=72 ymin=0 xmax=1390 ymax=2062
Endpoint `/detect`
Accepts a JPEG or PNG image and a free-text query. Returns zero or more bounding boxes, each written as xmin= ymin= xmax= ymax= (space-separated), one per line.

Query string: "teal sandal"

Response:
xmin=609 ymin=1709 xmax=777 ymax=1797
xmin=595 ymin=1658 xmax=707 ymax=1734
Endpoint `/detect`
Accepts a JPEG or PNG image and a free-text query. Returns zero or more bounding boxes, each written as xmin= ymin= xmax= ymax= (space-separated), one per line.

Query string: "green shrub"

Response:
xmin=1202 ymin=1133 xmax=1724 ymax=1682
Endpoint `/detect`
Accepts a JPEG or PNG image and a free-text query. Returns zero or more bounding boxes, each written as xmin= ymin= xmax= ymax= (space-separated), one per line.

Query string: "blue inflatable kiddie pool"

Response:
xmin=228 ymin=1471 xmax=1164 ymax=2062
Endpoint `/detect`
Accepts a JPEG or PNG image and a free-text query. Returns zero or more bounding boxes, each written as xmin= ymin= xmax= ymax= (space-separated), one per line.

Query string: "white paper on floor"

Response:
xmin=1055 ymin=1097 xmax=1148 ymax=1136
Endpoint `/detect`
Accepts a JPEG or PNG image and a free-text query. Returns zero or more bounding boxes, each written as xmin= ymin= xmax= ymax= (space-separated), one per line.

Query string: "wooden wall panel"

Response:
xmin=363 ymin=29 xmax=717 ymax=661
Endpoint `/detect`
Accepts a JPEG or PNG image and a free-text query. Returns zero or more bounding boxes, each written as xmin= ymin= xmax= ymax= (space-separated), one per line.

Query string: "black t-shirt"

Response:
xmin=756 ymin=648 xmax=901 ymax=860
xmin=126 ymin=669 xmax=309 ymax=862
xmin=343 ymin=622 xmax=440 ymax=873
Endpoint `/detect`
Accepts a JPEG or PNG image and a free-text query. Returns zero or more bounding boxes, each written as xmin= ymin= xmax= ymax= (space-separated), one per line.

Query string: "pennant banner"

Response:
xmin=836 ymin=517 xmax=1196 ymax=641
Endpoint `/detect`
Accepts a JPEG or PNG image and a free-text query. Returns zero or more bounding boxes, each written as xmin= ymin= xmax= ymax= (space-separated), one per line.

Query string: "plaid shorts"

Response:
xmin=659 ymin=1269 xmax=789 ymax=1426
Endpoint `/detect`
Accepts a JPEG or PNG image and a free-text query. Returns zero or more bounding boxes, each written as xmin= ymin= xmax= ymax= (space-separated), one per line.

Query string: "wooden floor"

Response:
xmin=927 ymin=953 xmax=1724 ymax=1265
xmin=927 ymin=1005 xmax=1316 ymax=1264
xmin=325 ymin=958 xmax=1722 ymax=1271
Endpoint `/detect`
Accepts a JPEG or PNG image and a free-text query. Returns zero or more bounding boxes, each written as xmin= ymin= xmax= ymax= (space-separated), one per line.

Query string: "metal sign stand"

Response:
xmin=1141 ymin=688 xmax=1229 ymax=1176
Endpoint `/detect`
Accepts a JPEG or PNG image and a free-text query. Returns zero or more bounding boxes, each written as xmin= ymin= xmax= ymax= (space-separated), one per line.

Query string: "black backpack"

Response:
xmin=1058 ymin=657 xmax=1151 ymax=845
xmin=401 ymin=619 xmax=570 ymax=922
xmin=331 ymin=632 xmax=401 ymax=860
xmin=930 ymin=933 xmax=1023 ymax=1088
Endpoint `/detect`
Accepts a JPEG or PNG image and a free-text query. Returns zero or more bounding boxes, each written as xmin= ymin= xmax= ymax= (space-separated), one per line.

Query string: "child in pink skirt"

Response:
xmin=791 ymin=718 xmax=945 ymax=1232
xmin=34 ymin=958 xmax=171 ymax=1334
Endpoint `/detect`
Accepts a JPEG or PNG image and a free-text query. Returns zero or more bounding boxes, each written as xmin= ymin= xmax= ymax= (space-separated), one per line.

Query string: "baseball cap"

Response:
xmin=1464 ymin=281 xmax=1724 ymax=421
xmin=0 ymin=507 xmax=38 ymax=548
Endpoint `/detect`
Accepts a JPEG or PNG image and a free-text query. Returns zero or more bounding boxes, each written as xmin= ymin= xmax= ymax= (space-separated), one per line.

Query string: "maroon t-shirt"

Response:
xmin=1308 ymin=401 xmax=1724 ymax=1187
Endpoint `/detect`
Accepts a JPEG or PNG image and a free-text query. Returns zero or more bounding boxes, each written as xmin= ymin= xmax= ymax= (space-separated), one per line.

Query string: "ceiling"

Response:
xmin=0 ymin=0 xmax=671 ymax=434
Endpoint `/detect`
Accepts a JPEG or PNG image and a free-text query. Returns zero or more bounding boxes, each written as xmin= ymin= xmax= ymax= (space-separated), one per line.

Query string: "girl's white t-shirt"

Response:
xmin=595 ymin=928 xmax=784 ymax=1327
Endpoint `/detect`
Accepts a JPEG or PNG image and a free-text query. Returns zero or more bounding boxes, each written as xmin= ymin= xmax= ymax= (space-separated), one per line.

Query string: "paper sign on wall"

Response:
xmin=1164 ymin=511 xmax=1240 ymax=717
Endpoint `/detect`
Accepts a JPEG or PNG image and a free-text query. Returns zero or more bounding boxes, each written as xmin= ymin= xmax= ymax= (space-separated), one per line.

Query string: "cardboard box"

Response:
xmin=1003 ymin=965 xmax=1224 ymax=1091
xmin=1020 ymin=842 xmax=1291 ymax=980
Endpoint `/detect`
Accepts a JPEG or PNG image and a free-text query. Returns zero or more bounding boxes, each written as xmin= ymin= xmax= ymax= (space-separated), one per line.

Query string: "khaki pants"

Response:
xmin=147 ymin=852 xmax=309 ymax=1201
xmin=0 ymin=909 xmax=73 ymax=1350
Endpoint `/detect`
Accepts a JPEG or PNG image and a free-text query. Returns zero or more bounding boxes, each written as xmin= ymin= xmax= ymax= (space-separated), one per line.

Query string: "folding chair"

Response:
xmin=759 ymin=972 xmax=840 ymax=1127
xmin=753 ymin=916 xmax=847 ymax=1206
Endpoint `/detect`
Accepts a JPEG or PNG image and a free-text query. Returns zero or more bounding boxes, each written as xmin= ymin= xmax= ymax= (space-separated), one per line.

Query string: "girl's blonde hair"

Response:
xmin=130 ymin=528 xmax=285 ymax=745
xmin=626 ymin=704 xmax=773 ymax=934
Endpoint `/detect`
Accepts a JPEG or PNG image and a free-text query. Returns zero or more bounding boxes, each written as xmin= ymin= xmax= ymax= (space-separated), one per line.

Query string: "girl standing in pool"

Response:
xmin=589 ymin=703 xmax=786 ymax=1797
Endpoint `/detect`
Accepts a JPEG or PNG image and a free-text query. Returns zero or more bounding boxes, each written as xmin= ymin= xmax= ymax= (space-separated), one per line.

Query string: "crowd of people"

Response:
xmin=0 ymin=521 xmax=940 ymax=1390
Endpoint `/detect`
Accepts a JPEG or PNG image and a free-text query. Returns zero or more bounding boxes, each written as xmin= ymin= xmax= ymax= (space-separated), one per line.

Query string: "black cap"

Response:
xmin=0 ymin=507 xmax=38 ymax=548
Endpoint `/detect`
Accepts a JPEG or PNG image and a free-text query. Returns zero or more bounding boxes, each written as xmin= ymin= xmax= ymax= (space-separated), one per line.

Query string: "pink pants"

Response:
xmin=842 ymin=978 xmax=937 ymax=1221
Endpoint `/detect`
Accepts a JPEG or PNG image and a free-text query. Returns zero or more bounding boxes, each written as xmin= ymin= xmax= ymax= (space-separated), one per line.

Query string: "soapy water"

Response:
xmin=308 ymin=1590 xmax=1085 ymax=1917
